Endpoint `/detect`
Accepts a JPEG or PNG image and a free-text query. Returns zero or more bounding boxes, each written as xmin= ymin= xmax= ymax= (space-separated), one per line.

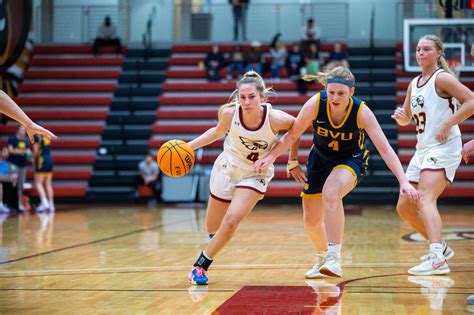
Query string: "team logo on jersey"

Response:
xmin=239 ymin=136 xmax=269 ymax=151
xmin=411 ymin=95 xmax=424 ymax=109
xmin=427 ymin=157 xmax=438 ymax=164
xmin=257 ymin=179 xmax=266 ymax=186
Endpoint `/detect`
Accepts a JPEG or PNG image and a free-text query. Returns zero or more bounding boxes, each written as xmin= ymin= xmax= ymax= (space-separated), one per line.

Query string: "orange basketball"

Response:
xmin=157 ymin=140 xmax=195 ymax=177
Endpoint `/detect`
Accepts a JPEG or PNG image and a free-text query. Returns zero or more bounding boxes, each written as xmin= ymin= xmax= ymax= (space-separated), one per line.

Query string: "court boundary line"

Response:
xmin=0 ymin=218 xmax=193 ymax=265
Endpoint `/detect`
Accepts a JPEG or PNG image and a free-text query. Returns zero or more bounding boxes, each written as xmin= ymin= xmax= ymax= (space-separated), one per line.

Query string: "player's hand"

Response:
xmin=400 ymin=182 xmax=419 ymax=204
xmin=435 ymin=122 xmax=451 ymax=143
xmin=391 ymin=107 xmax=408 ymax=124
xmin=25 ymin=122 xmax=57 ymax=143
xmin=462 ymin=139 xmax=474 ymax=164
xmin=287 ymin=165 xmax=307 ymax=184
xmin=255 ymin=156 xmax=274 ymax=175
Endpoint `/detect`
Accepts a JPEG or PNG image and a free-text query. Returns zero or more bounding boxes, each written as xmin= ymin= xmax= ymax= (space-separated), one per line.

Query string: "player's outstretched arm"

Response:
xmin=187 ymin=105 xmax=233 ymax=150
xmin=255 ymin=94 xmax=317 ymax=174
xmin=361 ymin=105 xmax=419 ymax=203
xmin=0 ymin=91 xmax=57 ymax=143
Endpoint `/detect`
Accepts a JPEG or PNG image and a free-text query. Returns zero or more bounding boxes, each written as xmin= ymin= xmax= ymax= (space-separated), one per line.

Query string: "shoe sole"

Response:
xmin=319 ymin=266 xmax=342 ymax=278
xmin=305 ymin=273 xmax=325 ymax=279
xmin=408 ymin=268 xmax=450 ymax=276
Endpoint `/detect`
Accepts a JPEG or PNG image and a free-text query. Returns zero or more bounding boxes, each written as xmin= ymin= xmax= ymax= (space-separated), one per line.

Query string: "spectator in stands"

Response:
xmin=245 ymin=41 xmax=263 ymax=74
xmin=255 ymin=66 xmax=418 ymax=279
xmin=301 ymin=18 xmax=321 ymax=52
xmin=186 ymin=71 xmax=300 ymax=286
xmin=204 ymin=45 xmax=225 ymax=81
xmin=392 ymin=35 xmax=474 ymax=276
xmin=93 ymin=16 xmax=121 ymax=55
xmin=137 ymin=152 xmax=161 ymax=203
xmin=226 ymin=45 xmax=245 ymax=80
xmin=269 ymin=33 xmax=287 ymax=81
xmin=286 ymin=43 xmax=307 ymax=94
xmin=229 ymin=0 xmax=249 ymax=41
xmin=323 ymin=42 xmax=349 ymax=71
xmin=304 ymin=42 xmax=322 ymax=76
xmin=0 ymin=147 xmax=17 ymax=213
xmin=7 ymin=126 xmax=30 ymax=212
xmin=33 ymin=134 xmax=54 ymax=212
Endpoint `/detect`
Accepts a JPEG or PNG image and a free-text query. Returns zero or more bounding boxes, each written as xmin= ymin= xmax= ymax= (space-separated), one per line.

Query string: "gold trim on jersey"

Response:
xmin=356 ymin=101 xmax=366 ymax=129
xmin=314 ymin=92 xmax=321 ymax=120
xmin=327 ymin=97 xmax=354 ymax=129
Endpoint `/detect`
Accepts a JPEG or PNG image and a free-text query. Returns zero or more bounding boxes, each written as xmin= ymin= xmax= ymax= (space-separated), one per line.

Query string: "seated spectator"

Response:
xmin=226 ymin=45 xmax=245 ymax=80
xmin=245 ymin=41 xmax=263 ymax=74
xmin=204 ymin=45 xmax=225 ymax=81
xmin=301 ymin=18 xmax=321 ymax=52
xmin=7 ymin=125 xmax=30 ymax=212
xmin=323 ymin=42 xmax=349 ymax=70
xmin=286 ymin=43 xmax=307 ymax=94
xmin=269 ymin=33 xmax=287 ymax=81
xmin=137 ymin=152 xmax=161 ymax=203
xmin=0 ymin=147 xmax=18 ymax=213
xmin=93 ymin=16 xmax=121 ymax=55
xmin=304 ymin=42 xmax=322 ymax=76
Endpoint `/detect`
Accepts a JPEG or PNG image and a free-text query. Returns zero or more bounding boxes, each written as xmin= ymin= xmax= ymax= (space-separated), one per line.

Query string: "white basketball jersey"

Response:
xmin=223 ymin=103 xmax=279 ymax=170
xmin=409 ymin=69 xmax=461 ymax=150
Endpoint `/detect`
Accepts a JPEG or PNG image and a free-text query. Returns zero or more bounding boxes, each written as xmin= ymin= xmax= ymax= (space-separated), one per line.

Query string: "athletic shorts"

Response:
xmin=301 ymin=149 xmax=369 ymax=199
xmin=406 ymin=136 xmax=462 ymax=184
xmin=209 ymin=152 xmax=274 ymax=202
xmin=35 ymin=156 xmax=53 ymax=173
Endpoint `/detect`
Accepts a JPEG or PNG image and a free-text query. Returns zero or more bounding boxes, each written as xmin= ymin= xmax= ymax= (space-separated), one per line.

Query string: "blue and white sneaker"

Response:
xmin=188 ymin=266 xmax=208 ymax=285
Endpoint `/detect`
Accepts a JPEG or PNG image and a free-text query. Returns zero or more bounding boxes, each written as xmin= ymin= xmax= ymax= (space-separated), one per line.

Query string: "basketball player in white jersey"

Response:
xmin=187 ymin=71 xmax=300 ymax=285
xmin=392 ymin=35 xmax=474 ymax=276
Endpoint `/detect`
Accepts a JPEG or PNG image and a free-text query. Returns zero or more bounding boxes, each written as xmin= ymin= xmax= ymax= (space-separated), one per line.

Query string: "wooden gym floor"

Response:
xmin=0 ymin=203 xmax=473 ymax=314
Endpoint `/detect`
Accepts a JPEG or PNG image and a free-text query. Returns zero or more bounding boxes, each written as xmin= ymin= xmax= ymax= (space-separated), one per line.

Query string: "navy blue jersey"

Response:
xmin=312 ymin=91 xmax=366 ymax=159
xmin=34 ymin=135 xmax=53 ymax=173
xmin=7 ymin=135 xmax=30 ymax=167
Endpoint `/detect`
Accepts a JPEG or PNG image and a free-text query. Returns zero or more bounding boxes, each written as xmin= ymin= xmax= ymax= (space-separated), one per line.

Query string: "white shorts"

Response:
xmin=406 ymin=136 xmax=462 ymax=184
xmin=209 ymin=152 xmax=274 ymax=202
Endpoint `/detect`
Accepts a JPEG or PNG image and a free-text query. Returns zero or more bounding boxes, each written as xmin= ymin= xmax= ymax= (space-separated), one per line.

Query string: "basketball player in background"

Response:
xmin=2 ymin=91 xmax=56 ymax=211
xmin=255 ymin=66 xmax=418 ymax=279
xmin=392 ymin=35 xmax=474 ymax=276
xmin=186 ymin=71 xmax=300 ymax=285
xmin=33 ymin=134 xmax=55 ymax=212
xmin=1 ymin=91 xmax=56 ymax=142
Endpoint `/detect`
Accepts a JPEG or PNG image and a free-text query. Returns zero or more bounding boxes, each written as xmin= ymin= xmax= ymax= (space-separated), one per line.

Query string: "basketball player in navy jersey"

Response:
xmin=393 ymin=35 xmax=474 ymax=276
xmin=255 ymin=66 xmax=418 ymax=278
xmin=1 ymin=91 xmax=56 ymax=141
xmin=33 ymin=134 xmax=55 ymax=212
xmin=186 ymin=71 xmax=300 ymax=285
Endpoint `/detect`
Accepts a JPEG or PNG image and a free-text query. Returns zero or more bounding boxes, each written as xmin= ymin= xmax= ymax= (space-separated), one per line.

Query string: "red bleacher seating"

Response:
xmin=1 ymin=44 xmax=124 ymax=198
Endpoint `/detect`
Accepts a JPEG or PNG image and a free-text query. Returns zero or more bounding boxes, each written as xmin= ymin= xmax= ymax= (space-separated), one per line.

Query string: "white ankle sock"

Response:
xmin=327 ymin=243 xmax=341 ymax=256
xmin=429 ymin=243 xmax=444 ymax=257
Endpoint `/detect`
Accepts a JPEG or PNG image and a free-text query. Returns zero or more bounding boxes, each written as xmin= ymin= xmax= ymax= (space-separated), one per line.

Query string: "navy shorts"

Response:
xmin=35 ymin=156 xmax=53 ymax=173
xmin=301 ymin=149 xmax=369 ymax=198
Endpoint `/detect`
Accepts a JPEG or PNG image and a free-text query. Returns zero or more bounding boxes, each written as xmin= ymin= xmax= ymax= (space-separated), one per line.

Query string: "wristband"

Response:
xmin=286 ymin=159 xmax=299 ymax=173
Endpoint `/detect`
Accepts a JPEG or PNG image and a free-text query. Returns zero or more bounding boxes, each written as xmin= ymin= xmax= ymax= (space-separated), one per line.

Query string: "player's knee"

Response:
xmin=220 ymin=215 xmax=241 ymax=233
xmin=303 ymin=210 xmax=323 ymax=226
xmin=321 ymin=191 xmax=339 ymax=209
